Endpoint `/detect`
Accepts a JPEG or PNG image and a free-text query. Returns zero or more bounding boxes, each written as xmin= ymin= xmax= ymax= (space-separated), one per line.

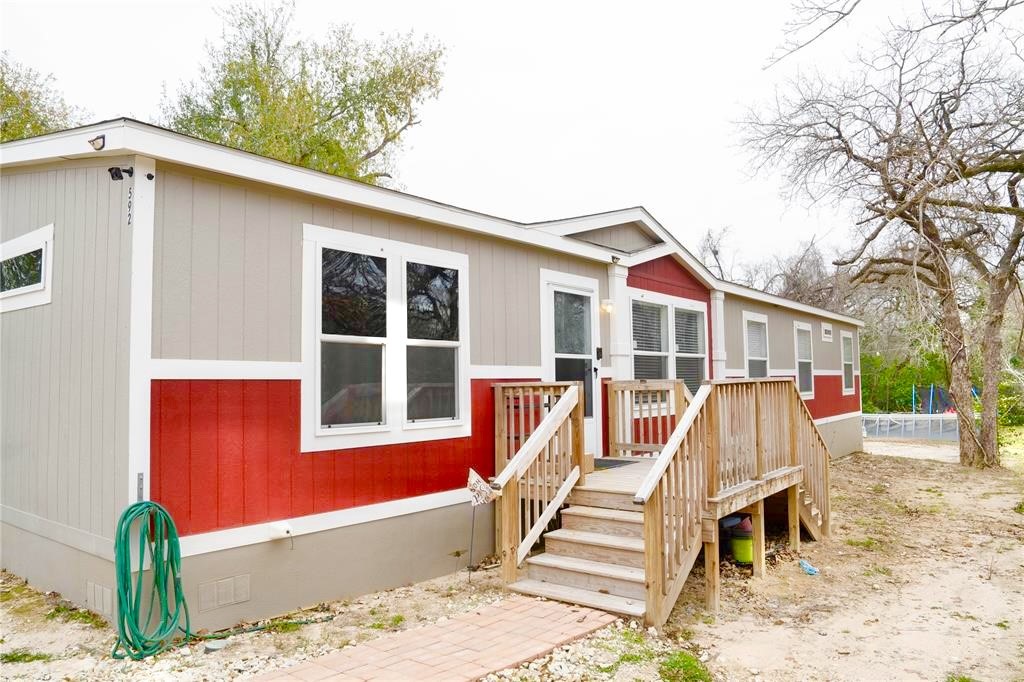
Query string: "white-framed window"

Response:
xmin=841 ymin=330 xmax=856 ymax=395
xmin=794 ymin=321 xmax=814 ymax=397
xmin=628 ymin=288 xmax=708 ymax=395
xmin=0 ymin=223 xmax=54 ymax=313
xmin=743 ymin=311 xmax=769 ymax=379
xmin=820 ymin=322 xmax=833 ymax=343
xmin=301 ymin=224 xmax=470 ymax=451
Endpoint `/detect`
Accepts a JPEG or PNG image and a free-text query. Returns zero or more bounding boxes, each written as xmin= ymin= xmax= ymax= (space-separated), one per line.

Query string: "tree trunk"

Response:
xmin=935 ymin=283 xmax=983 ymax=466
xmin=978 ymin=287 xmax=1010 ymax=468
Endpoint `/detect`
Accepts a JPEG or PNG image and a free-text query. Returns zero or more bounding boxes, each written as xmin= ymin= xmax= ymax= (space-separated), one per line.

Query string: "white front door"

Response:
xmin=540 ymin=270 xmax=602 ymax=457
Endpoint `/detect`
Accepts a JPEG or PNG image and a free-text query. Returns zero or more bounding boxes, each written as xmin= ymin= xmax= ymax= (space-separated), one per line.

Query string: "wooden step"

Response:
xmin=561 ymin=506 xmax=644 ymax=538
xmin=508 ymin=579 xmax=645 ymax=618
xmin=566 ymin=488 xmax=637 ymax=511
xmin=526 ymin=553 xmax=646 ymax=600
xmin=543 ymin=529 xmax=645 ymax=568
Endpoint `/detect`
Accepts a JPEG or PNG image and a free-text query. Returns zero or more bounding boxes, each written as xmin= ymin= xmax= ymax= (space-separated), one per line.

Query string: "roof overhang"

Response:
xmin=1 ymin=118 xmax=864 ymax=327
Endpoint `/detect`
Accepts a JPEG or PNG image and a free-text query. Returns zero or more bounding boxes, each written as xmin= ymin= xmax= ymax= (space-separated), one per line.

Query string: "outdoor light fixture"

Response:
xmin=107 ymin=166 xmax=134 ymax=181
xmin=601 ymin=298 xmax=615 ymax=314
xmin=88 ymin=134 xmax=105 ymax=151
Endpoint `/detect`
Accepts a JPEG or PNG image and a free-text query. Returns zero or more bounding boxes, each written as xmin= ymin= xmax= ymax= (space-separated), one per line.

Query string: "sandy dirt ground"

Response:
xmin=863 ymin=438 xmax=960 ymax=464
xmin=3 ymin=447 xmax=1023 ymax=681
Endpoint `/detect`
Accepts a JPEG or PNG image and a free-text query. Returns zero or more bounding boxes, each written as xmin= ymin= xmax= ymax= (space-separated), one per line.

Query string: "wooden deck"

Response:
xmin=578 ymin=459 xmax=655 ymax=494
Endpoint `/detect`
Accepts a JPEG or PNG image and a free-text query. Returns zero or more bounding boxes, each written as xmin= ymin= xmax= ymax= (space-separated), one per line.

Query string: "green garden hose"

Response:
xmin=111 ymin=501 xmax=191 ymax=660
xmin=110 ymin=502 xmax=336 ymax=661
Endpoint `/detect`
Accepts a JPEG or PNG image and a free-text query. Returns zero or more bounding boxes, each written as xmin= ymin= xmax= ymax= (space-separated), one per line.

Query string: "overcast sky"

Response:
xmin=1 ymin=0 xmax=915 ymax=265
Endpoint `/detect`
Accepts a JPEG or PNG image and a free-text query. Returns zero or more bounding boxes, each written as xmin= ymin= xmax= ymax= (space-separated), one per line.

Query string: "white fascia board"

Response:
xmin=1 ymin=120 xmax=615 ymax=264
xmin=531 ymin=207 xmax=657 ymax=236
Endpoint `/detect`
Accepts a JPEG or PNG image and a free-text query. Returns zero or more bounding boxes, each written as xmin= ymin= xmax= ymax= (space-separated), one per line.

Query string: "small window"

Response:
xmin=0 ymin=224 xmax=53 ymax=313
xmin=841 ymin=331 xmax=855 ymax=394
xmin=632 ymin=300 xmax=668 ymax=379
xmin=745 ymin=313 xmax=769 ymax=378
xmin=795 ymin=322 xmax=813 ymax=396
xmin=821 ymin=322 xmax=833 ymax=343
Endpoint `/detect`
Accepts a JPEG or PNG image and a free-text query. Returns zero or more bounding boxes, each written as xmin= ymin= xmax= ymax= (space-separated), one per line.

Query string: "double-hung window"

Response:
xmin=674 ymin=308 xmax=706 ymax=395
xmin=0 ymin=223 xmax=54 ymax=313
xmin=744 ymin=312 xmax=769 ymax=378
xmin=794 ymin=321 xmax=813 ymax=397
xmin=629 ymin=293 xmax=707 ymax=395
xmin=841 ymin=330 xmax=855 ymax=395
xmin=304 ymin=224 xmax=470 ymax=450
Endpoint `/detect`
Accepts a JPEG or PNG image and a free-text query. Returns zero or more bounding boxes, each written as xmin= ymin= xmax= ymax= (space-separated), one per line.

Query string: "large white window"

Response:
xmin=743 ymin=311 xmax=769 ymax=378
xmin=302 ymin=224 xmax=470 ymax=451
xmin=794 ymin=321 xmax=814 ymax=397
xmin=629 ymin=289 xmax=707 ymax=395
xmin=841 ymin=330 xmax=856 ymax=395
xmin=0 ymin=223 xmax=54 ymax=313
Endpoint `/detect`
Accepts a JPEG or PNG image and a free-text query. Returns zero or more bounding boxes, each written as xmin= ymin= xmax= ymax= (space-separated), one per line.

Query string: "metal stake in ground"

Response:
xmin=466 ymin=469 xmax=497 ymax=583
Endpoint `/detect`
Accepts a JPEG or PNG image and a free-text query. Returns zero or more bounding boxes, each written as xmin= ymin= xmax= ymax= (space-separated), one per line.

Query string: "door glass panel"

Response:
xmin=555 ymin=357 xmax=593 ymax=417
xmin=320 ymin=342 xmax=383 ymax=426
xmin=554 ymin=291 xmax=591 ymax=354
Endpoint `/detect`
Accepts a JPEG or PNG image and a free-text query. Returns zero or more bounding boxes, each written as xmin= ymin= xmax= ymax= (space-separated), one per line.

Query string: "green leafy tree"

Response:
xmin=162 ymin=1 xmax=444 ymax=184
xmin=0 ymin=52 xmax=79 ymax=142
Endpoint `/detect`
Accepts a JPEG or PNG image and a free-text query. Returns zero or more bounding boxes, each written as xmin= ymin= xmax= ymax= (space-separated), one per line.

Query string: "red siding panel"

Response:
xmin=151 ymin=377 xmax=515 ymax=536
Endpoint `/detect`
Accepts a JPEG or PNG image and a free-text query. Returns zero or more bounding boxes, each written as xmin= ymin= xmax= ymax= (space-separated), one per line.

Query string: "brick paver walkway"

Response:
xmin=249 ymin=595 xmax=618 ymax=681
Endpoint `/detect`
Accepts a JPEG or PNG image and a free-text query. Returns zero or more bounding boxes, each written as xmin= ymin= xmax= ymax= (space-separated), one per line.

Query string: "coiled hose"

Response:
xmin=111 ymin=501 xmax=191 ymax=660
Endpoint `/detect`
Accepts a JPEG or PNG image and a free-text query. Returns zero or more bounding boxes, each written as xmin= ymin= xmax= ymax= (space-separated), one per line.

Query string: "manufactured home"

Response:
xmin=1 ymin=119 xmax=861 ymax=629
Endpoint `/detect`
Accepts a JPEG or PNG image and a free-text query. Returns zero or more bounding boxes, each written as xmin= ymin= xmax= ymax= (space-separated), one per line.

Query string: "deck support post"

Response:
xmin=500 ymin=477 xmax=520 ymax=584
xmin=703 ymin=526 xmax=719 ymax=614
xmin=643 ymin=493 xmax=664 ymax=627
xmin=787 ymin=484 xmax=800 ymax=552
xmin=751 ymin=499 xmax=766 ymax=578
xmin=572 ymin=381 xmax=586 ymax=486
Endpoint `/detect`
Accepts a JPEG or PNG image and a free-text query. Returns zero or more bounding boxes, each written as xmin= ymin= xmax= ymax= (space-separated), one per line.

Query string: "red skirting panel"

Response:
xmin=150 ymin=378 xmax=511 ymax=536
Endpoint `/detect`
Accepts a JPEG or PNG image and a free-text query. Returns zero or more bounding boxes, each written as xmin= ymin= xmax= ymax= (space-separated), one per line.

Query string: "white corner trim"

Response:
xmin=178 ymin=488 xmax=473 ymax=557
xmin=469 ymin=365 xmax=543 ymax=379
xmin=0 ymin=223 xmax=54 ymax=313
xmin=1 ymin=505 xmax=115 ymax=561
xmin=127 ymin=156 xmax=156 ymax=505
xmin=150 ymin=359 xmax=302 ymax=380
xmin=814 ymin=410 xmax=863 ymax=425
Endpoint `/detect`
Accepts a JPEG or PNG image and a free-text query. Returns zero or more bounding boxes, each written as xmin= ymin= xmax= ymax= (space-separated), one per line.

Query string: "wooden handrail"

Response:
xmin=632 ymin=383 xmax=712 ymax=504
xmin=492 ymin=385 xmax=579 ymax=490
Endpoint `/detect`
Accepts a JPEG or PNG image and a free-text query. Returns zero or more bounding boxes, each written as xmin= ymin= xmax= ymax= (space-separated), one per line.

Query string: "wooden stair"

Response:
xmin=797 ymin=485 xmax=824 ymax=541
xmin=508 ymin=490 xmax=648 ymax=619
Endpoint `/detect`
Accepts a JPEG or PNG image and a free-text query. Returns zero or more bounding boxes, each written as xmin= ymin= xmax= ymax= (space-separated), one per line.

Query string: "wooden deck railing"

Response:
xmin=492 ymin=384 xmax=585 ymax=582
xmin=493 ymin=382 xmax=578 ymax=475
xmin=607 ymin=380 xmax=692 ymax=457
xmin=633 ymin=378 xmax=832 ymax=626
xmin=632 ymin=384 xmax=711 ymax=625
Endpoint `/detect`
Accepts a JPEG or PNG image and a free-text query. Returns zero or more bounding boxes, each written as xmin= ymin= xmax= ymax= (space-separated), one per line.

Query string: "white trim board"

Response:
xmin=178 ymin=489 xmax=472 ymax=557
xmin=468 ymin=365 xmax=543 ymax=379
xmin=814 ymin=411 xmax=862 ymax=425
xmin=150 ymin=359 xmax=303 ymax=380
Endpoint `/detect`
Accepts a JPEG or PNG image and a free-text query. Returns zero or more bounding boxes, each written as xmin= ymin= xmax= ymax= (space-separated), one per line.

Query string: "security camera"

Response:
xmin=88 ymin=135 xmax=105 ymax=151
xmin=107 ymin=167 xmax=134 ymax=181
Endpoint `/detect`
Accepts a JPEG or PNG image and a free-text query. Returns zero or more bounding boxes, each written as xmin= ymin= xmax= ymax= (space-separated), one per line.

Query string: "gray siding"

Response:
xmin=722 ymin=294 xmax=859 ymax=373
xmin=0 ymin=161 xmax=132 ymax=539
xmin=152 ymin=164 xmax=610 ymax=367
xmin=572 ymin=222 xmax=659 ymax=252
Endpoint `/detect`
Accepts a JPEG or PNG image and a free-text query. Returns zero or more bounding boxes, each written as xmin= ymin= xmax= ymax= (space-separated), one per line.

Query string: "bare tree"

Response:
xmin=747 ymin=29 xmax=1024 ymax=467
xmin=771 ymin=0 xmax=1024 ymax=66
